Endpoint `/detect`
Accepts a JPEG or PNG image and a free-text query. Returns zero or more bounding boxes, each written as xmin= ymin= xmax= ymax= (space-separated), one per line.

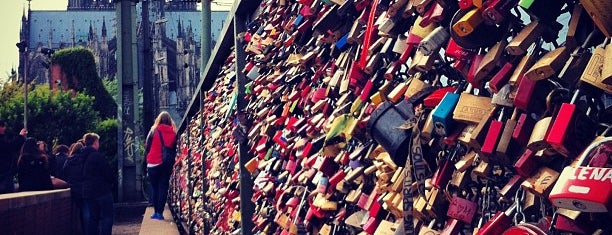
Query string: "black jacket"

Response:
xmin=17 ymin=154 xmax=53 ymax=192
xmin=80 ymin=146 xmax=114 ymax=199
xmin=0 ymin=133 xmax=25 ymax=174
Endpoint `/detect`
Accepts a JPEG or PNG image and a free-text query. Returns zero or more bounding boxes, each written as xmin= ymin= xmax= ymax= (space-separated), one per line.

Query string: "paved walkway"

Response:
xmin=138 ymin=206 xmax=180 ymax=235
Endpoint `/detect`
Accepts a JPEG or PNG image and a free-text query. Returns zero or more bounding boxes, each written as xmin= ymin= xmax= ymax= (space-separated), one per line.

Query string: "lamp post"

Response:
xmin=16 ymin=41 xmax=28 ymax=135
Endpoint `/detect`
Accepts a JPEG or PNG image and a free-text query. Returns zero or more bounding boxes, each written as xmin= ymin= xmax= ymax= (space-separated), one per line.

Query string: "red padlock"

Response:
xmin=446 ymin=196 xmax=478 ymax=223
xmin=477 ymin=203 xmax=517 ymax=235
xmin=549 ymin=137 xmax=612 ymax=212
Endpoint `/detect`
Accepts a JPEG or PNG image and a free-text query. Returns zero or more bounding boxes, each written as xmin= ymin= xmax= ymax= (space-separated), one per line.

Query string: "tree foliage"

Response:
xmin=0 ymin=81 xmax=99 ymax=147
xmin=51 ymin=47 xmax=117 ymax=119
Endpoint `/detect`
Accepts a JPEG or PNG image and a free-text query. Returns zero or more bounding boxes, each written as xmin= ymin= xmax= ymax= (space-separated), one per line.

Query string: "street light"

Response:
xmin=16 ymin=41 xmax=28 ymax=134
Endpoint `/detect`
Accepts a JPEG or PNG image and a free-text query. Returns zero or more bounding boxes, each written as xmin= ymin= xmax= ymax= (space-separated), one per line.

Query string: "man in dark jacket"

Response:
xmin=80 ymin=133 xmax=114 ymax=235
xmin=0 ymin=120 xmax=27 ymax=194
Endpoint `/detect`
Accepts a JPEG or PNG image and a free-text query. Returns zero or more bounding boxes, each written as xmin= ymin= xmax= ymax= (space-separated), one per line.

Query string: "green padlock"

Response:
xmin=518 ymin=0 xmax=535 ymax=9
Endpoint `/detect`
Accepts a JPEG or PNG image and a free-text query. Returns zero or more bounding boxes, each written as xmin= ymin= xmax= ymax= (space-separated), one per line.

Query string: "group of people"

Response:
xmin=0 ymin=120 xmax=115 ymax=235
xmin=0 ymin=111 xmax=178 ymax=234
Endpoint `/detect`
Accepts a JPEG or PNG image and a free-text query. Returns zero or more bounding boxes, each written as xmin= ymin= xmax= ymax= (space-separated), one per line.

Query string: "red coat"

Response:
xmin=146 ymin=124 xmax=177 ymax=165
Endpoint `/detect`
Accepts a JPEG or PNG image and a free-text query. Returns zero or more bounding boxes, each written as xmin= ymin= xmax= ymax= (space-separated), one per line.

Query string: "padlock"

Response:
xmin=526 ymin=88 xmax=569 ymax=151
xmin=558 ymin=29 xmax=602 ymax=89
xmin=439 ymin=218 xmax=462 ymax=235
xmin=432 ymin=83 xmax=466 ymax=137
xmin=564 ymin=3 xmax=594 ymax=50
xmin=467 ymin=50 xmax=485 ymax=88
xmin=553 ymin=208 xmax=595 ymax=235
xmin=388 ymin=0 xmax=410 ymax=17
xmin=521 ymin=166 xmax=560 ymax=196
xmin=446 ymin=195 xmax=478 ymax=223
xmin=499 ymin=175 xmax=522 ymax=202
xmin=425 ymin=186 xmax=448 ymax=219
xmin=480 ymin=107 xmax=510 ymax=163
xmin=412 ymin=48 xmax=441 ymax=73
xmin=524 ymin=46 xmax=571 ymax=81
xmin=546 ymin=89 xmax=599 ymax=158
xmin=471 ymin=159 xmax=491 ymax=178
xmin=506 ymin=21 xmax=544 ymax=56
xmin=508 ymin=50 xmax=537 ymax=87
xmin=420 ymin=2 xmax=446 ymax=27
xmin=514 ymin=148 xmax=542 ymax=178
xmin=578 ymin=38 xmax=612 ymax=93
xmin=489 ymin=61 xmax=516 ymax=94
xmin=418 ymin=219 xmax=441 ymax=235
xmin=452 ymin=8 xmax=484 ymax=37
xmin=474 ymin=40 xmax=507 ymax=83
xmin=482 ymin=0 xmax=519 ymax=25
xmin=449 ymin=167 xmax=471 ymax=190
xmin=476 ymin=203 xmax=517 ymax=235
xmin=603 ymin=39 xmax=612 ymax=85
xmin=458 ymin=0 xmax=474 ymax=10
xmin=454 ymin=150 xmax=476 ymax=172
xmin=445 ymin=37 xmax=478 ymax=63
xmin=495 ymin=108 xmax=522 ymax=161
xmin=453 ymin=85 xmax=495 ymax=124
xmin=419 ymin=26 xmax=450 ymax=56
xmin=549 ymin=137 xmax=612 ymax=212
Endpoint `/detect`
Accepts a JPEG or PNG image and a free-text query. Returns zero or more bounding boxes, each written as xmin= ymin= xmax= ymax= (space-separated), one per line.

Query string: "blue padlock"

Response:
xmin=432 ymin=83 xmax=465 ymax=136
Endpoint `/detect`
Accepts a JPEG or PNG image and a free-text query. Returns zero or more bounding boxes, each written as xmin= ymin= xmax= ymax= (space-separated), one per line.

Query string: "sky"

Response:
xmin=0 ymin=0 xmax=232 ymax=80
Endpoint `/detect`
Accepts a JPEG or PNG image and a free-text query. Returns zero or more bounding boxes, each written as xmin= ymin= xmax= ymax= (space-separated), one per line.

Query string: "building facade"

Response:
xmin=19 ymin=0 xmax=228 ymax=121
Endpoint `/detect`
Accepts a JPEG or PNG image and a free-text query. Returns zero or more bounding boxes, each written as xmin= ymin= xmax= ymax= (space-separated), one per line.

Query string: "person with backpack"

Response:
xmin=80 ymin=133 xmax=114 ymax=235
xmin=61 ymin=140 xmax=86 ymax=235
xmin=145 ymin=111 xmax=177 ymax=220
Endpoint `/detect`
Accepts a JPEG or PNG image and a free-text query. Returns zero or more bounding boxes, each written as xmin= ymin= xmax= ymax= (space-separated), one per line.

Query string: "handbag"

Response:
xmin=157 ymin=129 xmax=177 ymax=166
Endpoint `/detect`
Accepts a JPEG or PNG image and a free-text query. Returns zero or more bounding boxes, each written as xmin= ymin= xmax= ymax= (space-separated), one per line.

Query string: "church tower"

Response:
xmin=18 ymin=5 xmax=30 ymax=83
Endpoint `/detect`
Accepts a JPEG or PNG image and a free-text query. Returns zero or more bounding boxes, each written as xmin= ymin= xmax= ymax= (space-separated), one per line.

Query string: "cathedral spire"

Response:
xmin=177 ymin=19 xmax=183 ymax=38
xmin=48 ymin=21 xmax=53 ymax=47
xmin=187 ymin=21 xmax=193 ymax=40
xmin=88 ymin=21 xmax=94 ymax=41
xmin=71 ymin=20 xmax=76 ymax=47
xmin=102 ymin=16 xmax=107 ymax=38
xmin=20 ymin=4 xmax=27 ymax=41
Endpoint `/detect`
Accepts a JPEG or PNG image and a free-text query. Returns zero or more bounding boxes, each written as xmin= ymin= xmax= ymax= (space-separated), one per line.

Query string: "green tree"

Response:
xmin=0 ymin=81 xmax=99 ymax=147
xmin=51 ymin=47 xmax=117 ymax=119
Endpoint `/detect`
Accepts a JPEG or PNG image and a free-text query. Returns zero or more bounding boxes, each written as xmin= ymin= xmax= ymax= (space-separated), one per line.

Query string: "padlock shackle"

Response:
xmin=576 ymin=137 xmax=612 ymax=167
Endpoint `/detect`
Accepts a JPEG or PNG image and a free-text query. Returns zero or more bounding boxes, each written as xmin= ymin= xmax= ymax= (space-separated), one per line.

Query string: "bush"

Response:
xmin=51 ymin=47 xmax=117 ymax=119
xmin=0 ymin=82 xmax=99 ymax=146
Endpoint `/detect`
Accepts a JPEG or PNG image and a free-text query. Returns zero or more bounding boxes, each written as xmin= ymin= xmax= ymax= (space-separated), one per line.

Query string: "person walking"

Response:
xmin=0 ymin=120 xmax=27 ymax=194
xmin=17 ymin=137 xmax=53 ymax=192
xmin=80 ymin=133 xmax=114 ymax=235
xmin=145 ymin=111 xmax=177 ymax=220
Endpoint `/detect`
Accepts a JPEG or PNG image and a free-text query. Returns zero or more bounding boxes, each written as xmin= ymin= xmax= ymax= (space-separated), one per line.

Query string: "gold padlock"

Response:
xmin=475 ymin=40 xmax=507 ymax=82
xmin=453 ymin=85 xmax=495 ymax=124
xmin=454 ymin=150 xmax=477 ymax=172
xmin=580 ymin=39 xmax=612 ymax=93
xmin=524 ymin=46 xmax=571 ymax=81
xmin=509 ymin=52 xmax=537 ymax=86
xmin=521 ymin=166 xmax=559 ymax=196
xmin=506 ymin=21 xmax=545 ymax=56
xmin=452 ymin=8 xmax=484 ymax=37
xmin=603 ymin=39 xmax=612 ymax=85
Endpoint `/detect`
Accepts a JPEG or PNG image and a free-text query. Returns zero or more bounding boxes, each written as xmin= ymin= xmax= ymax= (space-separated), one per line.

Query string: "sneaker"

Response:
xmin=150 ymin=213 xmax=164 ymax=220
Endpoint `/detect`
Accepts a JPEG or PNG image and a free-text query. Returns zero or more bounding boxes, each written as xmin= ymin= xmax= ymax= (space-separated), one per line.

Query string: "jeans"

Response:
xmin=82 ymin=192 xmax=114 ymax=235
xmin=148 ymin=164 xmax=171 ymax=215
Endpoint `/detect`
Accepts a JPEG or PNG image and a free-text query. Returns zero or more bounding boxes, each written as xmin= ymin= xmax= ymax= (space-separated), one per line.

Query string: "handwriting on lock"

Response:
xmin=447 ymin=196 xmax=477 ymax=224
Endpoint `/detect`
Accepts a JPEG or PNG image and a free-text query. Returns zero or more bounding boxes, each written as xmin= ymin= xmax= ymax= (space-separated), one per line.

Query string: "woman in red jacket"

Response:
xmin=145 ymin=111 xmax=177 ymax=220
